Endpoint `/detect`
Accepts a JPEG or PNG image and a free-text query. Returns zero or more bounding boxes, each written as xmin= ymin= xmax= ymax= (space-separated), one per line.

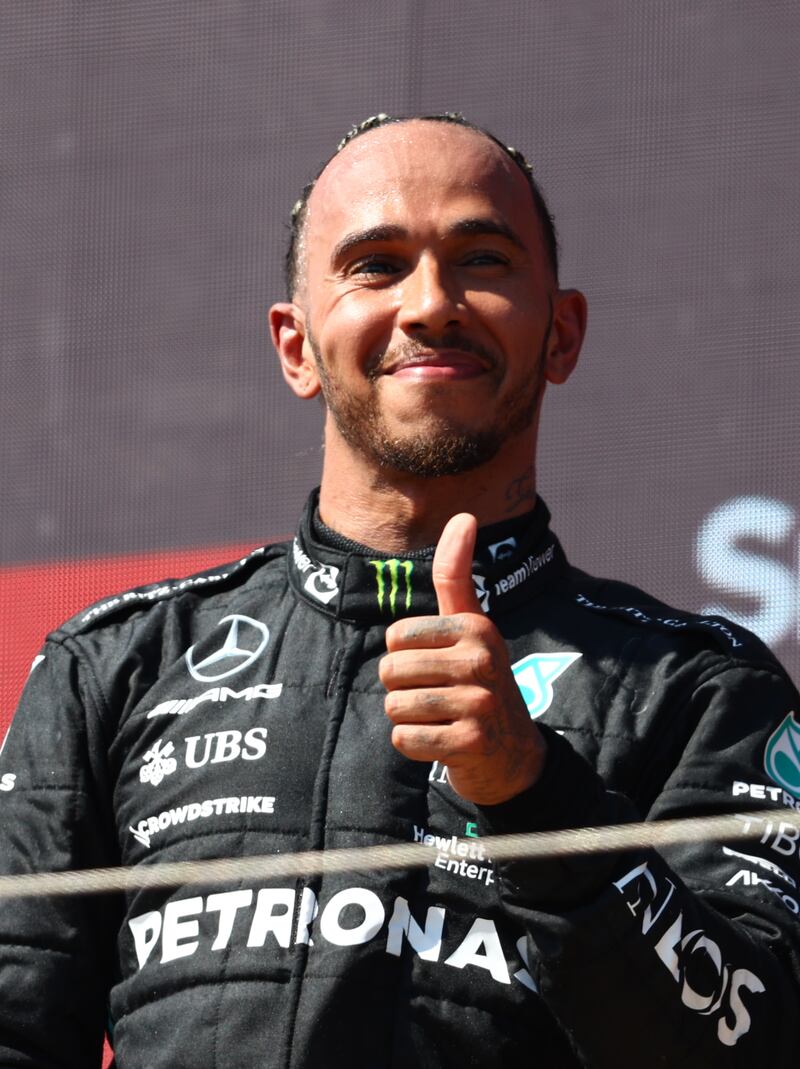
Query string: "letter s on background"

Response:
xmin=696 ymin=496 xmax=797 ymax=647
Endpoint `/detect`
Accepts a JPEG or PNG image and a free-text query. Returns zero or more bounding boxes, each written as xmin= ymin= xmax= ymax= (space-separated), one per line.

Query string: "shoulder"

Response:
xmin=51 ymin=540 xmax=290 ymax=644
xmin=559 ymin=565 xmax=790 ymax=680
xmin=551 ymin=569 xmax=800 ymax=802
xmin=24 ymin=541 xmax=292 ymax=733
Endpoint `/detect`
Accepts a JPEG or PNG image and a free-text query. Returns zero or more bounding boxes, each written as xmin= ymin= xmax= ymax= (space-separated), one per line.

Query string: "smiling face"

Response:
xmin=273 ymin=120 xmax=582 ymax=480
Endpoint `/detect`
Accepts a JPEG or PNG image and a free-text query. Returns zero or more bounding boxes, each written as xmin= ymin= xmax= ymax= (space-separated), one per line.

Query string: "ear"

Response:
xmin=268 ymin=301 xmax=322 ymax=399
xmin=543 ymin=288 xmax=588 ymax=385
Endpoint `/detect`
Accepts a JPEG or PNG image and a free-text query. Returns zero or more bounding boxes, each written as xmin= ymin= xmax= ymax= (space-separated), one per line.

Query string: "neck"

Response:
xmin=317 ymin=429 xmax=539 ymax=553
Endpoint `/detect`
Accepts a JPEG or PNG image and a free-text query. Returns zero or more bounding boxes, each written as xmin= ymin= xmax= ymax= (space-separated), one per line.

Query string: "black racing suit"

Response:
xmin=1 ymin=492 xmax=799 ymax=1068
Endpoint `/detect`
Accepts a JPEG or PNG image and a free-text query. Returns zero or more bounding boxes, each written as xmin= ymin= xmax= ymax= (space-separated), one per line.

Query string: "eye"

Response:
xmin=350 ymin=256 xmax=402 ymax=278
xmin=461 ymin=250 xmax=509 ymax=267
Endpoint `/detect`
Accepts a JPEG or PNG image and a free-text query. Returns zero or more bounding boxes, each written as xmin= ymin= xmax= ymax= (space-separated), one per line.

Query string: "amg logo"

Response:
xmin=145 ymin=684 xmax=282 ymax=719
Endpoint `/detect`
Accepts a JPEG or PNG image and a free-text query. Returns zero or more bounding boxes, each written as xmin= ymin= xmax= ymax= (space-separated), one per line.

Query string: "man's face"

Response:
xmin=298 ymin=121 xmax=558 ymax=477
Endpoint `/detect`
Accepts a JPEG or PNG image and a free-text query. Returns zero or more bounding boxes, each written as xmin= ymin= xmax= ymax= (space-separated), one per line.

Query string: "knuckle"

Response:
xmin=378 ymin=655 xmax=395 ymax=687
xmin=394 ymin=724 xmax=436 ymax=759
xmin=391 ymin=724 xmax=409 ymax=751
xmin=473 ymin=687 xmax=496 ymax=717
xmin=459 ymin=718 xmax=486 ymax=753
xmin=468 ymin=614 xmax=493 ymax=638
xmin=470 ymin=645 xmax=497 ymax=680
xmin=422 ymin=689 xmax=444 ymax=708
xmin=384 ymin=692 xmax=400 ymax=719
xmin=383 ymin=622 xmax=400 ymax=650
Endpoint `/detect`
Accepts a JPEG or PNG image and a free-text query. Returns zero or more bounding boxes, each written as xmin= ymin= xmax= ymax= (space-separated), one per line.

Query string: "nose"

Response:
xmin=396 ymin=254 xmax=464 ymax=335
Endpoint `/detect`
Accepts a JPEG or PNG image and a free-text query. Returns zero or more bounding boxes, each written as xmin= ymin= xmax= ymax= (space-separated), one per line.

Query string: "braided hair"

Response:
xmin=284 ymin=112 xmax=559 ymax=297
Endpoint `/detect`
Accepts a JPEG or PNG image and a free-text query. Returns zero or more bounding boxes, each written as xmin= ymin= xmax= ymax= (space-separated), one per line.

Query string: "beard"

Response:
xmin=308 ymin=326 xmax=548 ymax=479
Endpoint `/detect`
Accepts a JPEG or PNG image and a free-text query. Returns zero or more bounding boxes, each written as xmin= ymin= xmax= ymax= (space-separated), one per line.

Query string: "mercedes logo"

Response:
xmin=185 ymin=614 xmax=270 ymax=682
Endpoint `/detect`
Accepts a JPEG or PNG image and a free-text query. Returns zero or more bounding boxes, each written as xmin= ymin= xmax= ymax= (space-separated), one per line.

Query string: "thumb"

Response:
xmin=432 ymin=513 xmax=482 ymax=616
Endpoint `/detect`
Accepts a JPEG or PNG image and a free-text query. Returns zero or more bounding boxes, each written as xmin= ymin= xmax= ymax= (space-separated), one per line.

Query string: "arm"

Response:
xmin=380 ymin=515 xmax=800 ymax=1066
xmin=478 ymin=667 xmax=800 ymax=1065
xmin=0 ymin=640 xmax=120 ymax=1067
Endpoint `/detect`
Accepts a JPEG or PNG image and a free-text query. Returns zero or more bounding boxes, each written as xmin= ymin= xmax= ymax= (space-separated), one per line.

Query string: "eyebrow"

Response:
xmin=330 ymin=217 xmax=527 ymax=266
xmin=331 ymin=225 xmax=407 ymax=266
xmin=445 ymin=217 xmax=527 ymax=251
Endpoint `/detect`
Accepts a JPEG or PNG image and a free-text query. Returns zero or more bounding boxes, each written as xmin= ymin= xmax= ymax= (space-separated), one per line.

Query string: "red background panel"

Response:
xmin=0 ymin=544 xmax=260 ymax=744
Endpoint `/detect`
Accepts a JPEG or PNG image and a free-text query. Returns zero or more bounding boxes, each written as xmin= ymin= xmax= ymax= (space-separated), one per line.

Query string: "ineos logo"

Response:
xmin=185 ymin=614 xmax=269 ymax=682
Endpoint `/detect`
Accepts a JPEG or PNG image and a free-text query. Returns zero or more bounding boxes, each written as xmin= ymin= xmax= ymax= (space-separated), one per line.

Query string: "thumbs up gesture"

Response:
xmin=379 ymin=514 xmax=547 ymax=805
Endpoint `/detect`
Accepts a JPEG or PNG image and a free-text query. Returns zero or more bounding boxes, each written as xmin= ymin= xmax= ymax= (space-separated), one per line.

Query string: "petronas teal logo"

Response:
xmin=369 ymin=559 xmax=413 ymax=615
xmin=512 ymin=652 xmax=581 ymax=719
xmin=764 ymin=713 xmax=800 ymax=799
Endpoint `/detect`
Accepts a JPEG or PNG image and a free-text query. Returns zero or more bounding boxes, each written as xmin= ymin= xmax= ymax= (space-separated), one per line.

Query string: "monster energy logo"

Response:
xmin=369 ymin=559 xmax=414 ymax=615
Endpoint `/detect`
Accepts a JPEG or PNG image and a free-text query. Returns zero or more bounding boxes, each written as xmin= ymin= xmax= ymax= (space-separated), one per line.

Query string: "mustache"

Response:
xmin=365 ymin=333 xmax=499 ymax=380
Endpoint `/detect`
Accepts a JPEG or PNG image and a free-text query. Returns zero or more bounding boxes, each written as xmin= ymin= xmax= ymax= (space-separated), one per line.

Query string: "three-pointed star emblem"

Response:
xmin=185 ymin=614 xmax=270 ymax=682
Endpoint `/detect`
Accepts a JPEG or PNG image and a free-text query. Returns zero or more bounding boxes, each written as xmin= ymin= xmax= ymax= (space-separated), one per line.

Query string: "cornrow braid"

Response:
xmin=284 ymin=112 xmax=559 ymax=298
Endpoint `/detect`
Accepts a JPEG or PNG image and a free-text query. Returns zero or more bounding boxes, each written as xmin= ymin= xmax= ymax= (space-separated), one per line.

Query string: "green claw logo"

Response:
xmin=369 ymin=559 xmax=414 ymax=615
xmin=764 ymin=712 xmax=800 ymax=799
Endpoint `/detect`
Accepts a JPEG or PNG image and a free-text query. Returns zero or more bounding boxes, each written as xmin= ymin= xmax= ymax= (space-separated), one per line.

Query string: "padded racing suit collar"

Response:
xmin=287 ymin=487 xmax=568 ymax=624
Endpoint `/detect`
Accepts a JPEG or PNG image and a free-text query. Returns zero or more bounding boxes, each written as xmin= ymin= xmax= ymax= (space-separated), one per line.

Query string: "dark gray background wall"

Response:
xmin=2 ymin=1 xmax=798 ymax=680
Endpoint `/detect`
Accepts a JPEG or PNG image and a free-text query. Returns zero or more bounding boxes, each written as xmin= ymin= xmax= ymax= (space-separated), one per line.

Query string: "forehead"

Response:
xmin=305 ymin=121 xmax=539 ymax=252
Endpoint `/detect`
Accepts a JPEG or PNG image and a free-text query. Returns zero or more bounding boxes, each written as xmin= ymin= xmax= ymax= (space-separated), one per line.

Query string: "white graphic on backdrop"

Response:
xmin=696 ymin=496 xmax=798 ymax=649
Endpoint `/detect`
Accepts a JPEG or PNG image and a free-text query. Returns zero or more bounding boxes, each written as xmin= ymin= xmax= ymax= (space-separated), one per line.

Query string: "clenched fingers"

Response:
xmin=389 ymin=719 xmax=492 ymax=764
xmin=385 ymin=614 xmax=466 ymax=652
xmin=384 ymin=685 xmax=493 ymax=724
xmin=379 ymin=644 xmax=499 ymax=691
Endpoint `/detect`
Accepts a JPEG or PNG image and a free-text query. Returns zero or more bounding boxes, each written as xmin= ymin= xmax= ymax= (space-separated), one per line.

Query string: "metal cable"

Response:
xmin=0 ymin=807 xmax=795 ymax=899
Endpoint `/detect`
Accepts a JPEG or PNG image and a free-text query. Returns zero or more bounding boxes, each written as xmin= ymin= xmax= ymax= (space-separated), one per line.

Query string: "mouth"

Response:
xmin=381 ymin=348 xmax=492 ymax=381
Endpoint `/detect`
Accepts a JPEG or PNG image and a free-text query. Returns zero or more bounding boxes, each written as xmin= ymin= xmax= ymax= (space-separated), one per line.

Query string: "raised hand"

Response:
xmin=379 ymin=513 xmax=547 ymax=805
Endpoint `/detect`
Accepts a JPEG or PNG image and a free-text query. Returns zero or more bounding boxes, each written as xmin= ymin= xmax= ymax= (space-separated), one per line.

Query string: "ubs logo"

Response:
xmin=185 ymin=614 xmax=270 ymax=682
xmin=139 ymin=728 xmax=269 ymax=785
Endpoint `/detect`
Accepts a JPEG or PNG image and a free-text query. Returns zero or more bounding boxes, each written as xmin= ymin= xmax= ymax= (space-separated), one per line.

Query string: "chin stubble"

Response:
xmin=308 ymin=326 xmax=548 ymax=478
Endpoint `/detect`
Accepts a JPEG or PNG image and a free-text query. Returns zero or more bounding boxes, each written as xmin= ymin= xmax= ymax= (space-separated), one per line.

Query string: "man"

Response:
xmin=1 ymin=113 xmax=799 ymax=1067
